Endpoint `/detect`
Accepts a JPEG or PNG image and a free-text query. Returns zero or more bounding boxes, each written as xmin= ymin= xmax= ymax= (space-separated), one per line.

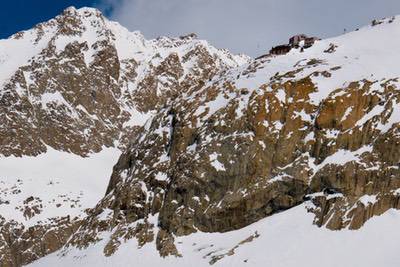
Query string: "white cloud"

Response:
xmin=97 ymin=0 xmax=400 ymax=56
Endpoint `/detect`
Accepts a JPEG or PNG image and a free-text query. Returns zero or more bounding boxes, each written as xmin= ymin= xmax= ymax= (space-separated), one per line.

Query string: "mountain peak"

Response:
xmin=61 ymin=6 xmax=103 ymax=17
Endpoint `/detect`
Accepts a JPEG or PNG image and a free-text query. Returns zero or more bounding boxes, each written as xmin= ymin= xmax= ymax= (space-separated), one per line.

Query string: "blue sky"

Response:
xmin=0 ymin=0 xmax=100 ymax=38
xmin=2 ymin=0 xmax=400 ymax=56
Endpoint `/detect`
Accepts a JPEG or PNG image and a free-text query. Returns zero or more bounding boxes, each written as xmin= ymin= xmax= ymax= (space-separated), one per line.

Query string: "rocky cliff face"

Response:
xmin=2 ymin=8 xmax=400 ymax=267
xmin=0 ymin=7 xmax=249 ymax=267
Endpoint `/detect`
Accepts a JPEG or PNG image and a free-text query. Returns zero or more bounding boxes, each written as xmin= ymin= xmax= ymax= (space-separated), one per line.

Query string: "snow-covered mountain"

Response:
xmin=0 ymin=6 xmax=249 ymax=266
xmin=2 ymin=7 xmax=400 ymax=267
xmin=0 ymin=6 xmax=249 ymax=157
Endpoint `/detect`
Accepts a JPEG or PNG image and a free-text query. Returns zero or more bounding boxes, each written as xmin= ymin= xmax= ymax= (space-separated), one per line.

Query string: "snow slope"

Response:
xmin=0 ymin=147 xmax=120 ymax=226
xmin=29 ymin=203 xmax=400 ymax=267
xmin=199 ymin=15 xmax=400 ymax=118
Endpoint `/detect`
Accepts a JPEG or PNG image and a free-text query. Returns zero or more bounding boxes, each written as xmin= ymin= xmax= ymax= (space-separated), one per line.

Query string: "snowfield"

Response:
xmin=29 ymin=203 xmax=400 ymax=267
xmin=0 ymin=147 xmax=121 ymax=226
